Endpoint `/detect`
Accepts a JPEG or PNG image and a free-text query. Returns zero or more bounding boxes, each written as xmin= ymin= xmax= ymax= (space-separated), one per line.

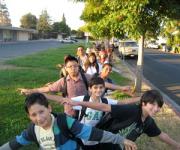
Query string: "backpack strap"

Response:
xmin=78 ymin=95 xmax=90 ymax=121
xmin=57 ymin=113 xmax=75 ymax=139
xmin=62 ymin=77 xmax=67 ymax=97
xmin=101 ymin=97 xmax=108 ymax=104
xmin=101 ymin=97 xmax=108 ymax=116
xmin=95 ymin=62 xmax=99 ymax=73
xmin=80 ymin=71 xmax=88 ymax=91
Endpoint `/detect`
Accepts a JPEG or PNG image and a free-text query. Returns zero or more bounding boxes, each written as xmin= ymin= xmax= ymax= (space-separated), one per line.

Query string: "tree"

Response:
xmin=51 ymin=14 xmax=71 ymax=36
xmin=0 ymin=0 xmax=11 ymax=26
xmin=162 ymin=19 xmax=180 ymax=46
xmin=74 ymin=0 xmax=180 ymax=93
xmin=20 ymin=13 xmax=37 ymax=29
xmin=37 ymin=10 xmax=51 ymax=38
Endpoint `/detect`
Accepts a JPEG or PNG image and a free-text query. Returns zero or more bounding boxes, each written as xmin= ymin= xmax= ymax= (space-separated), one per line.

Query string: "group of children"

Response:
xmin=1 ymin=45 xmax=180 ymax=150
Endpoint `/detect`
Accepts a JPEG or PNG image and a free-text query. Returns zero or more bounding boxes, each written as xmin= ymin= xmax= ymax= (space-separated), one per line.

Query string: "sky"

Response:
xmin=4 ymin=0 xmax=85 ymax=30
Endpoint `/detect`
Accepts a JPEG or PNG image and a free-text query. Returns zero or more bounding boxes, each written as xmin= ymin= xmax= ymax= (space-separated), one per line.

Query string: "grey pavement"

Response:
xmin=0 ymin=40 xmax=62 ymax=61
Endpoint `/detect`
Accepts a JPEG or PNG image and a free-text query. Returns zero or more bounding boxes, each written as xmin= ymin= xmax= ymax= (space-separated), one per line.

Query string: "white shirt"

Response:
xmin=86 ymin=66 xmax=97 ymax=75
xmin=71 ymin=95 xmax=117 ymax=145
xmin=35 ymin=115 xmax=56 ymax=150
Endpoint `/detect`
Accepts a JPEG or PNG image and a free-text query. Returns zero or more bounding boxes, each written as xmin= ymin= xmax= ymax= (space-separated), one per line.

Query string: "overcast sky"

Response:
xmin=4 ymin=0 xmax=85 ymax=30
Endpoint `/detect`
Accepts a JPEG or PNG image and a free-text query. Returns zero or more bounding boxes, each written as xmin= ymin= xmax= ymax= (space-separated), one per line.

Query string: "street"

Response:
xmin=0 ymin=40 xmax=63 ymax=61
xmin=125 ymin=48 xmax=180 ymax=108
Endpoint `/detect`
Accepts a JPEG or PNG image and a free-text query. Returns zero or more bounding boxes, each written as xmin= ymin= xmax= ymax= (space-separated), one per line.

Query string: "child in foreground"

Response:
xmin=0 ymin=93 xmax=137 ymax=150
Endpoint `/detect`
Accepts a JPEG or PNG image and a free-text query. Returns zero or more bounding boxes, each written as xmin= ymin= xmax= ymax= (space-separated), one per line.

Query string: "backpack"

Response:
xmin=62 ymin=70 xmax=88 ymax=97
xmin=76 ymin=95 xmax=108 ymax=121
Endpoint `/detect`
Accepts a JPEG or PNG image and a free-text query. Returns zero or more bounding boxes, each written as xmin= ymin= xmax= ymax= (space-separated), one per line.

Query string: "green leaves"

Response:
xmin=78 ymin=0 xmax=179 ymax=39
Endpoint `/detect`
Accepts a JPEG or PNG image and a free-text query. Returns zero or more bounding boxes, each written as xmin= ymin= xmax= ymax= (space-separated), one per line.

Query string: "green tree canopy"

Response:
xmin=37 ymin=10 xmax=51 ymax=37
xmin=76 ymin=0 xmax=180 ymax=40
xmin=51 ymin=14 xmax=71 ymax=36
xmin=20 ymin=13 xmax=37 ymax=29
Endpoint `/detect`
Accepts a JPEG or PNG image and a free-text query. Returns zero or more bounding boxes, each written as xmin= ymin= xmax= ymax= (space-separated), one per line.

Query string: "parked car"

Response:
xmin=118 ymin=40 xmax=138 ymax=59
xmin=147 ymin=43 xmax=159 ymax=49
xmin=59 ymin=38 xmax=76 ymax=43
xmin=69 ymin=38 xmax=78 ymax=42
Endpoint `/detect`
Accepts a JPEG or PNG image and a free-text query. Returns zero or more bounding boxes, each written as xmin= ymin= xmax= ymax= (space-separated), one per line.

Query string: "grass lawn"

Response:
xmin=0 ymin=43 xmax=180 ymax=150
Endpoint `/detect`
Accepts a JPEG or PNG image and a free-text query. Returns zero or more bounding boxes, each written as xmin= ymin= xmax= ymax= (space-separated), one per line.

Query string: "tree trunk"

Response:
xmin=134 ymin=35 xmax=144 ymax=93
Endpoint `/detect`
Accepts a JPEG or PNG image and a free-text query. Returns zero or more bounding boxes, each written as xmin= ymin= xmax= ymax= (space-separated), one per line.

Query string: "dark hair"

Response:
xmin=84 ymin=53 xmax=98 ymax=71
xmin=24 ymin=93 xmax=49 ymax=113
xmin=89 ymin=77 xmax=105 ymax=88
xmin=102 ymin=63 xmax=112 ymax=68
xmin=140 ymin=90 xmax=164 ymax=107
xmin=64 ymin=55 xmax=78 ymax=65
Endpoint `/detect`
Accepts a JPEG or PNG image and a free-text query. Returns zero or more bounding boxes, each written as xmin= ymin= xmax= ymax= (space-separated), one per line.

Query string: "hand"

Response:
xmin=59 ymin=98 xmax=72 ymax=105
xmin=60 ymin=98 xmax=80 ymax=107
xmin=17 ymin=88 xmax=32 ymax=95
xmin=123 ymin=139 xmax=137 ymax=150
xmin=121 ymin=86 xmax=131 ymax=92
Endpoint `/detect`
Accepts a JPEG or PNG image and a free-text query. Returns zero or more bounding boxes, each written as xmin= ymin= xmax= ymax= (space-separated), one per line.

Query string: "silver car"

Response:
xmin=118 ymin=40 xmax=138 ymax=59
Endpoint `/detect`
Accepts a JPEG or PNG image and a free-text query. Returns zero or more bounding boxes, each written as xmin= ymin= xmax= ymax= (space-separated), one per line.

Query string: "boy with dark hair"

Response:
xmin=64 ymin=90 xmax=180 ymax=150
xmin=0 ymin=93 xmax=137 ymax=150
xmin=42 ymin=77 xmax=139 ymax=150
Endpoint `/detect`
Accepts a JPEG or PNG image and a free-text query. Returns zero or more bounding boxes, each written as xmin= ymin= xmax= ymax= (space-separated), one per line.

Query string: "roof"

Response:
xmin=0 ymin=26 xmax=37 ymax=33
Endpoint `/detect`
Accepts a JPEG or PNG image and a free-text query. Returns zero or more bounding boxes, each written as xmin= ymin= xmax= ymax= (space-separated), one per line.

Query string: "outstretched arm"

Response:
xmin=65 ymin=100 xmax=111 ymax=112
xmin=18 ymin=86 xmax=50 ymax=95
xmin=104 ymin=82 xmax=134 ymax=97
xmin=158 ymin=132 xmax=180 ymax=149
xmin=117 ymin=97 xmax=140 ymax=105
xmin=42 ymin=93 xmax=64 ymax=103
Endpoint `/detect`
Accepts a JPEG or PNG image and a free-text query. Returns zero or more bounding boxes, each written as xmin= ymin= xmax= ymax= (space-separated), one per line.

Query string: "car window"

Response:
xmin=124 ymin=42 xmax=137 ymax=47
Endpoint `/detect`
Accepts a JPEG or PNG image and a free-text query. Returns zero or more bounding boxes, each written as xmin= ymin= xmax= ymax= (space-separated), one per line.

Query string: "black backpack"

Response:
xmin=75 ymin=95 xmax=108 ymax=121
xmin=62 ymin=70 xmax=88 ymax=97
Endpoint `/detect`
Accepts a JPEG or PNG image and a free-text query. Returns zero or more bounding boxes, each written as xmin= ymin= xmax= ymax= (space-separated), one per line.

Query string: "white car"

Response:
xmin=59 ymin=38 xmax=75 ymax=43
xmin=118 ymin=40 xmax=138 ymax=59
xmin=147 ymin=43 xmax=159 ymax=49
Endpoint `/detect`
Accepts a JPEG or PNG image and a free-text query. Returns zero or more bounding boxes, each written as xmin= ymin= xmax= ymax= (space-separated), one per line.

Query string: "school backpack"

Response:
xmin=76 ymin=94 xmax=108 ymax=121
xmin=62 ymin=70 xmax=89 ymax=97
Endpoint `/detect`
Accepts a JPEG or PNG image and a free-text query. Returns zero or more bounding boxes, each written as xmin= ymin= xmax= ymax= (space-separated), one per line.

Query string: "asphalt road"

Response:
xmin=0 ymin=40 xmax=63 ymax=61
xmin=124 ymin=49 xmax=180 ymax=107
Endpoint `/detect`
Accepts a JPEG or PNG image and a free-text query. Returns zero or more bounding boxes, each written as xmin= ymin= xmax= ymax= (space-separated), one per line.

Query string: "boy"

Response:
xmin=0 ymin=93 xmax=137 ymax=150
xmin=64 ymin=90 xmax=180 ymax=150
xmin=18 ymin=55 xmax=131 ymax=116
xmin=42 ymin=77 xmax=139 ymax=150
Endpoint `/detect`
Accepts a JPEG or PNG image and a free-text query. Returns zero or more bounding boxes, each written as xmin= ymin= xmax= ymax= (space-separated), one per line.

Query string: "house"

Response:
xmin=0 ymin=26 xmax=37 ymax=42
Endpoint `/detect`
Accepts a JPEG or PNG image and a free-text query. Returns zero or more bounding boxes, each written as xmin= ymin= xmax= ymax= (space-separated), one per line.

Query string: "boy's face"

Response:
xmin=89 ymin=84 xmax=105 ymax=97
xmin=142 ymin=102 xmax=160 ymax=117
xmin=28 ymin=103 xmax=52 ymax=129
xmin=101 ymin=65 xmax=112 ymax=78
xmin=65 ymin=61 xmax=79 ymax=77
